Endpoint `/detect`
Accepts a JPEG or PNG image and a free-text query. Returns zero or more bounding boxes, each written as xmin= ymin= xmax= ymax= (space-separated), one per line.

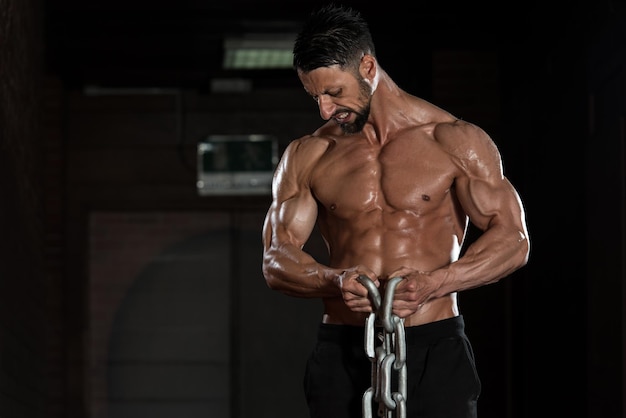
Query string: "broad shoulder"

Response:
xmin=275 ymin=132 xmax=336 ymax=187
xmin=431 ymin=119 xmax=502 ymax=172
xmin=433 ymin=119 xmax=491 ymax=145
xmin=283 ymin=131 xmax=334 ymax=163
xmin=398 ymin=95 xmax=489 ymax=148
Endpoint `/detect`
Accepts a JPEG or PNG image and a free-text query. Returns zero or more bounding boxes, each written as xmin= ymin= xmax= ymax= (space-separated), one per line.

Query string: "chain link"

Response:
xmin=357 ymin=275 xmax=407 ymax=418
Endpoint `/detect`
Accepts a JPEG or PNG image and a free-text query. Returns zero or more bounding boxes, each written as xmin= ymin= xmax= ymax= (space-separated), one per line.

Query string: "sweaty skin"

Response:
xmin=262 ymin=54 xmax=529 ymax=327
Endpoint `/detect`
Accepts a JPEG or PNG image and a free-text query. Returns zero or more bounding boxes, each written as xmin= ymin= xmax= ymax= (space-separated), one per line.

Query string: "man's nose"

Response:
xmin=317 ymin=96 xmax=335 ymax=120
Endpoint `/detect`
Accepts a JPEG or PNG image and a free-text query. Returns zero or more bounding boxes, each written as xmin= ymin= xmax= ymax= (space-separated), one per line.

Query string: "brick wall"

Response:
xmin=87 ymin=211 xmax=233 ymax=418
xmin=41 ymin=75 xmax=67 ymax=418
xmin=0 ymin=0 xmax=56 ymax=417
xmin=61 ymin=88 xmax=324 ymax=418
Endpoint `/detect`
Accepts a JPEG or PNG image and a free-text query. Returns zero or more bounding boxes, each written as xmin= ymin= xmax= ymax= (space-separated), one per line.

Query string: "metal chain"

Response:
xmin=357 ymin=275 xmax=407 ymax=418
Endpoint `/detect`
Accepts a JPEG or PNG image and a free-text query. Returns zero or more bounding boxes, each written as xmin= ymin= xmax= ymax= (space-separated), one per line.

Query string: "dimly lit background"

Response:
xmin=1 ymin=0 xmax=625 ymax=417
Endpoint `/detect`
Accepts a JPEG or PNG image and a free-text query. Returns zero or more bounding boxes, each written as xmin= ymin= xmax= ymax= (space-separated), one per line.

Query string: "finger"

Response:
xmin=345 ymin=296 xmax=373 ymax=312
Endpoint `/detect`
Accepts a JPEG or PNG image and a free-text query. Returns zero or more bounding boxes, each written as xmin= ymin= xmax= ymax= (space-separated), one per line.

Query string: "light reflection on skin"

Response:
xmin=451 ymin=234 xmax=461 ymax=262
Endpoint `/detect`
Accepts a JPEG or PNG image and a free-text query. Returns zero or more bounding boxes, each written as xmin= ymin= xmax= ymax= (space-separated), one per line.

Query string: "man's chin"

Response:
xmin=339 ymin=122 xmax=359 ymax=134
xmin=340 ymin=117 xmax=368 ymax=134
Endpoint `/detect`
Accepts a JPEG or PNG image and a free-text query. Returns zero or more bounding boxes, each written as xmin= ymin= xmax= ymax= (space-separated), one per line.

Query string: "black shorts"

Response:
xmin=303 ymin=315 xmax=481 ymax=418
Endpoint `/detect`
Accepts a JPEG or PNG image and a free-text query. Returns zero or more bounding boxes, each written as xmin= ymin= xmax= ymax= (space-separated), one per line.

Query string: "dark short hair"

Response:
xmin=293 ymin=3 xmax=376 ymax=73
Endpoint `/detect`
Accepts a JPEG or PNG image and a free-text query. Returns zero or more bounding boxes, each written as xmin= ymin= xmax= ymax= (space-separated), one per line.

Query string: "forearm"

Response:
xmin=433 ymin=225 xmax=529 ymax=297
xmin=262 ymin=244 xmax=342 ymax=298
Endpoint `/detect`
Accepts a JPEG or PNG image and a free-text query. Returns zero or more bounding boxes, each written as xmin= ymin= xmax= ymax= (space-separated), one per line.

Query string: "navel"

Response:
xmin=422 ymin=194 xmax=431 ymax=201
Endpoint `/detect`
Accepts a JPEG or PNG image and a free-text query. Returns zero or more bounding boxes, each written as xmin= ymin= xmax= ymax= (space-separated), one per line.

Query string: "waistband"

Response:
xmin=317 ymin=315 xmax=466 ymax=346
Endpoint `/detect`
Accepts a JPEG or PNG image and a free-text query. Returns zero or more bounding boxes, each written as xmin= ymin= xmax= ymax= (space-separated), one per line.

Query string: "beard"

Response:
xmin=336 ymin=77 xmax=372 ymax=134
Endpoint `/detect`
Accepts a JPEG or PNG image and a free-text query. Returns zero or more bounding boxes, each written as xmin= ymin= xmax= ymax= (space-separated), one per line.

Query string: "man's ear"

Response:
xmin=359 ymin=54 xmax=377 ymax=82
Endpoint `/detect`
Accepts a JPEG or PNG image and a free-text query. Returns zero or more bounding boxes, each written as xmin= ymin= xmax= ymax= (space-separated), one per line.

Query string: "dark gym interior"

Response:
xmin=1 ymin=0 xmax=625 ymax=417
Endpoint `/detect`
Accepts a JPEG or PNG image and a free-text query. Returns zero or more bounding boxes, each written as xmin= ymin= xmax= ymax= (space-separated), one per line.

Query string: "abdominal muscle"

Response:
xmin=318 ymin=208 xmax=463 ymax=327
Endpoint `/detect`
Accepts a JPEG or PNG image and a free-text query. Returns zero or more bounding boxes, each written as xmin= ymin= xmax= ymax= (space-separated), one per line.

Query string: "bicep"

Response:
xmin=268 ymin=192 xmax=318 ymax=249
xmin=262 ymin=136 xmax=327 ymax=251
xmin=457 ymin=175 xmax=525 ymax=232
xmin=263 ymin=145 xmax=319 ymax=250
xmin=447 ymin=124 xmax=525 ymax=231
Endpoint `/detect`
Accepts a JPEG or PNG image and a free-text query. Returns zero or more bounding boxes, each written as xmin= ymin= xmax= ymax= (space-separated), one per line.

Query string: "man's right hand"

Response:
xmin=335 ymin=266 xmax=379 ymax=312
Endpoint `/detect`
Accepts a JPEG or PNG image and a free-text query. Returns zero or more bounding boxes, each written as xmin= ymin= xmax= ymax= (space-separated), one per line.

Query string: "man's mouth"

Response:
xmin=333 ymin=111 xmax=351 ymax=123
